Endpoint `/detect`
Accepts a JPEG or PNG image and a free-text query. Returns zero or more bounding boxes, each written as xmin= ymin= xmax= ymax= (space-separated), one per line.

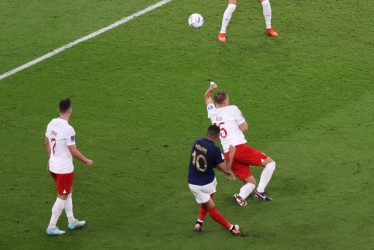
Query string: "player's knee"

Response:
xmin=266 ymin=161 xmax=276 ymax=171
xmin=243 ymin=176 xmax=256 ymax=185
xmin=262 ymin=157 xmax=275 ymax=167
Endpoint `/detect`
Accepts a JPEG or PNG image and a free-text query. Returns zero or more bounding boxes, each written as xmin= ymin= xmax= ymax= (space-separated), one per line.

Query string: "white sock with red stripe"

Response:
xmin=48 ymin=197 xmax=66 ymax=229
xmin=239 ymin=183 xmax=256 ymax=200
xmin=261 ymin=0 xmax=272 ymax=29
xmin=257 ymin=162 xmax=276 ymax=192
xmin=65 ymin=194 xmax=76 ymax=224
xmin=220 ymin=4 xmax=237 ymax=34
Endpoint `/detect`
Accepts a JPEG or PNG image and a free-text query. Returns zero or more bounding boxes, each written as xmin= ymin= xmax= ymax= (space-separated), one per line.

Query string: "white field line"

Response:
xmin=0 ymin=0 xmax=172 ymax=81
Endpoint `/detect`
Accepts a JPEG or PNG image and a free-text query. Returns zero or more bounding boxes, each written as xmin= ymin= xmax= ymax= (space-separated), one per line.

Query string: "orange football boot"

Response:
xmin=266 ymin=28 xmax=278 ymax=37
xmin=218 ymin=33 xmax=227 ymax=42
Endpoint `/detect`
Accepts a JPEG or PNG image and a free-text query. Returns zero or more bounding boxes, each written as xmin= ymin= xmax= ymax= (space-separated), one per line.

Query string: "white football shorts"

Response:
xmin=189 ymin=178 xmax=217 ymax=204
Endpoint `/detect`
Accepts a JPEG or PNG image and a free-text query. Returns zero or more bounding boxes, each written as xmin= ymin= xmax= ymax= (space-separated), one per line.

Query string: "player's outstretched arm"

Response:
xmin=204 ymin=82 xmax=217 ymax=106
xmin=225 ymin=145 xmax=236 ymax=171
xmin=216 ymin=145 xmax=236 ymax=180
xmin=68 ymin=145 xmax=93 ymax=167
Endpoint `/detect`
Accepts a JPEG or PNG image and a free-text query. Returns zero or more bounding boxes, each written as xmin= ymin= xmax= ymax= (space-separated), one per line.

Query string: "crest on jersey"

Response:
xmin=71 ymin=135 xmax=75 ymax=142
xmin=207 ymin=104 xmax=214 ymax=111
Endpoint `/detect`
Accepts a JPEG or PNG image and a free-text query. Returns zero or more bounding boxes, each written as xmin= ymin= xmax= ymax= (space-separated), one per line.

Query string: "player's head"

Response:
xmin=214 ymin=91 xmax=229 ymax=106
xmin=58 ymin=98 xmax=72 ymax=115
xmin=207 ymin=125 xmax=220 ymax=142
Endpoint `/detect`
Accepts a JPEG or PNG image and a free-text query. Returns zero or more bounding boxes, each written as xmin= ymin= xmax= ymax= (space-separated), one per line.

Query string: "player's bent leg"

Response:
xmin=242 ymin=175 xmax=256 ymax=185
xmin=233 ymin=176 xmax=255 ymax=206
xmin=190 ymin=185 xmax=214 ymax=231
xmin=255 ymin=157 xmax=276 ymax=201
xmin=205 ymin=199 xmax=229 ymax=227
xmin=47 ymin=198 xmax=66 ymax=235
xmin=204 ymin=199 xmax=240 ymax=235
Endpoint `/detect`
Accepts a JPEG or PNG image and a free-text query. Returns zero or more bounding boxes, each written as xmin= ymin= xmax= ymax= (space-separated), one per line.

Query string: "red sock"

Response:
xmin=198 ymin=204 xmax=208 ymax=221
xmin=198 ymin=193 xmax=215 ymax=222
xmin=207 ymin=206 xmax=231 ymax=229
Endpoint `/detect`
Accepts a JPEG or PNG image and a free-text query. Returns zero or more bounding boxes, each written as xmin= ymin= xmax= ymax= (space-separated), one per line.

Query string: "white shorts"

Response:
xmin=188 ymin=178 xmax=217 ymax=204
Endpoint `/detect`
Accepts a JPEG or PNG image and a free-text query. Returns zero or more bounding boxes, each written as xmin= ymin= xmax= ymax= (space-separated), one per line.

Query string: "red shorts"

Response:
xmin=224 ymin=144 xmax=268 ymax=180
xmin=50 ymin=171 xmax=74 ymax=195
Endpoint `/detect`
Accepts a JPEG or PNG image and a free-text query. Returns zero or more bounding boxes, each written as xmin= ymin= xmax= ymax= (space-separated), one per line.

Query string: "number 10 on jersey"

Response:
xmin=191 ymin=151 xmax=208 ymax=172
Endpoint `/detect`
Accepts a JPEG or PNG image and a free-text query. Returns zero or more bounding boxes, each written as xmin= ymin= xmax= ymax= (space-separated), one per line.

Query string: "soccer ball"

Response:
xmin=188 ymin=13 xmax=204 ymax=29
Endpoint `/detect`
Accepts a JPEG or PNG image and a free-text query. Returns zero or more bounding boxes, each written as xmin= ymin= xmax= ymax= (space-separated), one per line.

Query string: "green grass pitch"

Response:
xmin=0 ymin=0 xmax=373 ymax=249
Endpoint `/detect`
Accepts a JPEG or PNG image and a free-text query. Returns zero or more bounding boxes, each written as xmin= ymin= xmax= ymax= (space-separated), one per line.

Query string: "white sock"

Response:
xmin=220 ymin=4 xmax=237 ymax=34
xmin=65 ymin=194 xmax=76 ymax=224
xmin=48 ymin=198 xmax=66 ymax=229
xmin=257 ymin=162 xmax=276 ymax=193
xmin=261 ymin=0 xmax=272 ymax=29
xmin=239 ymin=183 xmax=256 ymax=200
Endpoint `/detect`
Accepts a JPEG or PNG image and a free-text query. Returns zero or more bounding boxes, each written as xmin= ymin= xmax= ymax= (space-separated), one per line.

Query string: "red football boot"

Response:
xmin=266 ymin=28 xmax=278 ymax=37
xmin=218 ymin=33 xmax=227 ymax=42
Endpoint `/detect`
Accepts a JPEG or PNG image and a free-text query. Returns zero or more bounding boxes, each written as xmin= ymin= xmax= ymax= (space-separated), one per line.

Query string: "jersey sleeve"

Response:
xmin=65 ymin=126 xmax=76 ymax=146
xmin=233 ymin=105 xmax=246 ymax=125
xmin=207 ymin=103 xmax=216 ymax=118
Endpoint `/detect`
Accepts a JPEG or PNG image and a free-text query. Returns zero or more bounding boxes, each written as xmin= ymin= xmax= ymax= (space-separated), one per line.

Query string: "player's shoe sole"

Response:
xmin=68 ymin=219 xmax=86 ymax=230
xmin=218 ymin=33 xmax=227 ymax=42
xmin=266 ymin=28 xmax=278 ymax=37
xmin=46 ymin=227 xmax=65 ymax=236
xmin=254 ymin=191 xmax=273 ymax=201
xmin=230 ymin=224 xmax=240 ymax=235
xmin=233 ymin=194 xmax=248 ymax=206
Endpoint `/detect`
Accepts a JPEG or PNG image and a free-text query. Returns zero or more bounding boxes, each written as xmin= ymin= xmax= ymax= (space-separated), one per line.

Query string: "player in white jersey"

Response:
xmin=44 ymin=98 xmax=93 ymax=236
xmin=218 ymin=0 xmax=278 ymax=42
xmin=204 ymin=82 xmax=276 ymax=205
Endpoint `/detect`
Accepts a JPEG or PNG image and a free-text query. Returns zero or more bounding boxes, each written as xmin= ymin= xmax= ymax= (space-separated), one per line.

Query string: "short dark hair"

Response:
xmin=214 ymin=91 xmax=228 ymax=105
xmin=59 ymin=98 xmax=72 ymax=114
xmin=207 ymin=125 xmax=220 ymax=138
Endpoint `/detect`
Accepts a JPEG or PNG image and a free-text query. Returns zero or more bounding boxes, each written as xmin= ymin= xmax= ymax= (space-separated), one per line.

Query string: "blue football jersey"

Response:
xmin=188 ymin=138 xmax=225 ymax=185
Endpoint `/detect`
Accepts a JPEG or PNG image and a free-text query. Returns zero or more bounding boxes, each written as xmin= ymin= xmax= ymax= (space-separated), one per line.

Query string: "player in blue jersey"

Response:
xmin=188 ymin=125 xmax=240 ymax=235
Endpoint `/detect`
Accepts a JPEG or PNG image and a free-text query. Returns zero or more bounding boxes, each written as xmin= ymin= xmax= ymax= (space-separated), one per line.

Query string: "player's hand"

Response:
xmin=86 ymin=159 xmax=93 ymax=167
xmin=210 ymin=82 xmax=217 ymax=90
xmin=226 ymin=172 xmax=236 ymax=181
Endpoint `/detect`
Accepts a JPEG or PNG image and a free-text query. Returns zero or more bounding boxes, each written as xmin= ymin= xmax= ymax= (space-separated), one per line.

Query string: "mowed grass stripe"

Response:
xmin=0 ymin=0 xmax=172 ymax=81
